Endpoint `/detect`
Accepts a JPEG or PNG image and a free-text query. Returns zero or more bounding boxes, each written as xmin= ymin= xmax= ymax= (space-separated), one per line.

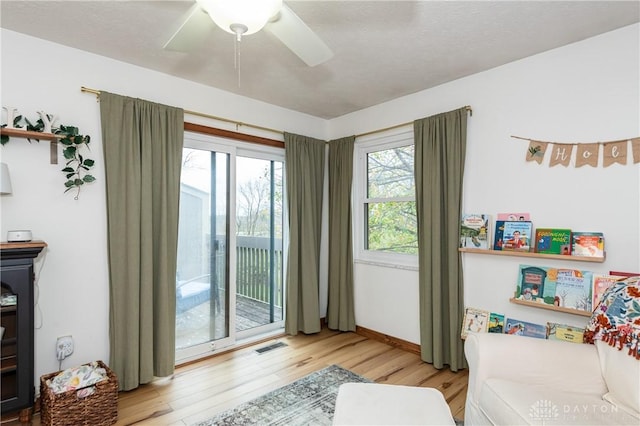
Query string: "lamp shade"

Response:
xmin=197 ymin=0 xmax=282 ymax=36
xmin=0 ymin=163 xmax=12 ymax=195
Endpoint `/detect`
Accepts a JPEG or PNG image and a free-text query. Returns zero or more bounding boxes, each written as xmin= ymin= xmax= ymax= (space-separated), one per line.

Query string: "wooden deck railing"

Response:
xmin=235 ymin=236 xmax=283 ymax=307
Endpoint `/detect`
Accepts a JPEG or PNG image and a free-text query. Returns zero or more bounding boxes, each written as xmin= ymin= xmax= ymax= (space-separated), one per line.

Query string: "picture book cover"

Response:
xmin=547 ymin=322 xmax=585 ymax=343
xmin=516 ymin=265 xmax=548 ymax=302
xmin=504 ymin=317 xmax=547 ymax=339
xmin=461 ymin=307 xmax=489 ymax=339
xmin=501 ymin=221 xmax=533 ymax=252
xmin=552 ymin=269 xmax=593 ymax=311
xmin=496 ymin=212 xmax=531 ymax=221
xmin=534 ymin=228 xmax=572 ymax=255
xmin=592 ymin=274 xmax=623 ymax=310
xmin=460 ymin=214 xmax=490 ymax=249
xmin=608 ymin=270 xmax=640 ymax=278
xmin=515 ymin=265 xmax=593 ymax=311
xmin=488 ymin=312 xmax=505 ymax=333
xmin=493 ymin=220 xmax=505 ymax=250
xmin=571 ymin=232 xmax=604 ymax=257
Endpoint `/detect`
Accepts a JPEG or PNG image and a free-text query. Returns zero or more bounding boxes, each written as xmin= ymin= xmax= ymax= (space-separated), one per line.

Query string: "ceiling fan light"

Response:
xmin=198 ymin=0 xmax=283 ymax=36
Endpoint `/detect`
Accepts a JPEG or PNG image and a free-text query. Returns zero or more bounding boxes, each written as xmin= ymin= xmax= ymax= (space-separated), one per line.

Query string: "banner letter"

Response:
xmin=549 ymin=144 xmax=573 ymax=167
xmin=603 ymin=141 xmax=627 ymax=167
xmin=575 ymin=143 xmax=599 ymax=168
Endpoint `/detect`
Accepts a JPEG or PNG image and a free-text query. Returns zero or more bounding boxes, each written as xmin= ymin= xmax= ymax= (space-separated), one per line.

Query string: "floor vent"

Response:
xmin=255 ymin=341 xmax=287 ymax=354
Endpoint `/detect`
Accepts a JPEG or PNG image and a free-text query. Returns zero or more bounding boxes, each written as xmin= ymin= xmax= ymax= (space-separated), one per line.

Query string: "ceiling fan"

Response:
xmin=164 ymin=0 xmax=334 ymax=67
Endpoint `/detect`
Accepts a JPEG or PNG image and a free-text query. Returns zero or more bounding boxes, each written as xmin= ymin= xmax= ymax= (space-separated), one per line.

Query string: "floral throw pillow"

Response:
xmin=584 ymin=276 xmax=640 ymax=360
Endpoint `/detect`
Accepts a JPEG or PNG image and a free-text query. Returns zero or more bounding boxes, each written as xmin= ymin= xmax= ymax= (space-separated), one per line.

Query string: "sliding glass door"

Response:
xmin=235 ymin=156 xmax=284 ymax=340
xmin=175 ymin=134 xmax=285 ymax=362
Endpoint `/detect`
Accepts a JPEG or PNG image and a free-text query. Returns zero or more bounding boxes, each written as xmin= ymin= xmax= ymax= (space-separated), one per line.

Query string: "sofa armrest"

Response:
xmin=464 ymin=332 xmax=607 ymax=407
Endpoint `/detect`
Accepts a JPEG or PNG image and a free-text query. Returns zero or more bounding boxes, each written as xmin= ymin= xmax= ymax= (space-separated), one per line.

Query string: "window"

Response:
xmin=356 ymin=129 xmax=417 ymax=266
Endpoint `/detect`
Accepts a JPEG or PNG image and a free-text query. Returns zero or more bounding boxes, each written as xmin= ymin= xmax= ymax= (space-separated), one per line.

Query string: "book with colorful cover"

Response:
xmin=501 ymin=221 xmax=533 ymax=252
xmin=461 ymin=307 xmax=489 ymax=339
xmin=608 ymin=270 xmax=640 ymax=278
xmin=515 ymin=264 xmax=593 ymax=311
xmin=504 ymin=317 xmax=547 ymax=339
xmin=534 ymin=228 xmax=572 ymax=255
xmin=547 ymin=322 xmax=585 ymax=343
xmin=571 ymin=232 xmax=604 ymax=257
xmin=460 ymin=214 xmax=491 ymax=249
xmin=592 ymin=274 xmax=623 ymax=310
xmin=551 ymin=269 xmax=594 ymax=311
xmin=516 ymin=265 xmax=548 ymax=302
xmin=493 ymin=220 xmax=506 ymax=250
xmin=496 ymin=212 xmax=531 ymax=221
xmin=488 ymin=312 xmax=505 ymax=333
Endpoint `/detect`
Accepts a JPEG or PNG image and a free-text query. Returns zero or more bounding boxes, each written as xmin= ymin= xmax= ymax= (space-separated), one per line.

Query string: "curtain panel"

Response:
xmin=327 ymin=136 xmax=356 ymax=331
xmin=284 ymin=132 xmax=325 ymax=335
xmin=414 ymin=107 xmax=468 ymax=372
xmin=100 ymin=92 xmax=184 ymax=390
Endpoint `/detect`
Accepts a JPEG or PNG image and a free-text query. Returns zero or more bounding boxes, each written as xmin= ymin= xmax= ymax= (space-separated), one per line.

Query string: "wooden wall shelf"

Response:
xmin=459 ymin=247 xmax=605 ymax=263
xmin=509 ymin=297 xmax=592 ymax=317
xmin=0 ymin=128 xmax=61 ymax=164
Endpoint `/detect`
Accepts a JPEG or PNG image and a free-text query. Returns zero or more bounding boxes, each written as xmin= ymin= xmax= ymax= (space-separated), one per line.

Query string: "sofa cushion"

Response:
xmin=479 ymin=378 xmax=639 ymax=425
xmin=596 ymin=340 xmax=640 ymax=419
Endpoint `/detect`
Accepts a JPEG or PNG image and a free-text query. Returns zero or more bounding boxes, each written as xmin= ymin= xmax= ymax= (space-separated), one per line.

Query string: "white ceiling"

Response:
xmin=1 ymin=1 xmax=639 ymax=119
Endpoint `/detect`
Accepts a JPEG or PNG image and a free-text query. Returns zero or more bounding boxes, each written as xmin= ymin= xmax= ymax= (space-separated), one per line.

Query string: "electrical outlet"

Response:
xmin=56 ymin=335 xmax=74 ymax=361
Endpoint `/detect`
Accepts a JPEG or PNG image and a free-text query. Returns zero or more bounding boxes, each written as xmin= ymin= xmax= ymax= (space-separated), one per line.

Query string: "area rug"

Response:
xmin=193 ymin=365 xmax=371 ymax=426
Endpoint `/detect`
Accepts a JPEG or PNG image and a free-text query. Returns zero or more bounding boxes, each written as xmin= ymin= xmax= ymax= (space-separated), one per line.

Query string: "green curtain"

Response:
xmin=99 ymin=92 xmax=184 ymax=390
xmin=327 ymin=136 xmax=356 ymax=331
xmin=414 ymin=107 xmax=468 ymax=372
xmin=284 ymin=132 xmax=325 ymax=335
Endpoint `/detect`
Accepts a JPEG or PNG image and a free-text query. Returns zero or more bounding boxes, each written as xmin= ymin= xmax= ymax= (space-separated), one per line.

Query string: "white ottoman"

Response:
xmin=332 ymin=383 xmax=456 ymax=425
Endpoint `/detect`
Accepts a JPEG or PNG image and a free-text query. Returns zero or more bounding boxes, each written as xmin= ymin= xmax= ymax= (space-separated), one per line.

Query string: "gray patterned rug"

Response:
xmin=193 ymin=365 xmax=371 ymax=426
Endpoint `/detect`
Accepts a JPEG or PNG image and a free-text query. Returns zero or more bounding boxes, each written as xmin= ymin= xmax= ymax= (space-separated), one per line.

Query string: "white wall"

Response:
xmin=329 ymin=24 xmax=640 ymax=344
xmin=0 ymin=29 xmax=326 ymax=383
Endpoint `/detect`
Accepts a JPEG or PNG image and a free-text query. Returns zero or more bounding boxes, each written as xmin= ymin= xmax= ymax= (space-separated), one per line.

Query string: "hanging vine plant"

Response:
xmin=56 ymin=124 xmax=96 ymax=199
xmin=1 ymin=114 xmax=95 ymax=199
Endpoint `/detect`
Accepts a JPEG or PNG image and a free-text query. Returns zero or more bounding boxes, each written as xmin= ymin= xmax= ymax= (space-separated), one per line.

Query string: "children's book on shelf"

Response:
xmin=547 ymin=322 xmax=585 ymax=343
xmin=501 ymin=221 xmax=533 ymax=252
xmin=571 ymin=232 xmax=604 ymax=257
xmin=592 ymin=274 xmax=624 ymax=309
xmin=461 ymin=307 xmax=489 ymax=339
xmin=488 ymin=312 xmax=505 ymax=333
xmin=493 ymin=220 xmax=506 ymax=250
xmin=608 ymin=270 xmax=640 ymax=278
xmin=504 ymin=317 xmax=547 ymax=339
xmin=553 ymin=269 xmax=593 ymax=311
xmin=516 ymin=265 xmax=548 ymax=302
xmin=496 ymin=212 xmax=531 ymax=221
xmin=515 ymin=264 xmax=593 ymax=312
xmin=534 ymin=228 xmax=572 ymax=255
xmin=460 ymin=214 xmax=491 ymax=249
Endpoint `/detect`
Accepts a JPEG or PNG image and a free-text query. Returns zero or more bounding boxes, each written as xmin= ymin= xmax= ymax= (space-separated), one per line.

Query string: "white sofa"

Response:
xmin=464 ymin=332 xmax=640 ymax=425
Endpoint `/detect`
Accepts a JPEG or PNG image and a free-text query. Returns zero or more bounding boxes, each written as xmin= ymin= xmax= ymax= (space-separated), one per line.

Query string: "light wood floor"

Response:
xmin=19 ymin=328 xmax=469 ymax=425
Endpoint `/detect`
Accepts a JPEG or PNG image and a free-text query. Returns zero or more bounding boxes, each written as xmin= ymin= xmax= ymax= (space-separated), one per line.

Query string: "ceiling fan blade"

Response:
xmin=265 ymin=4 xmax=333 ymax=67
xmin=163 ymin=3 xmax=214 ymax=52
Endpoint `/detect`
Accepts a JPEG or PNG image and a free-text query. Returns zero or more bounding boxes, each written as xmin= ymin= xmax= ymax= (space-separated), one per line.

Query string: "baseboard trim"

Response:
xmin=355 ymin=326 xmax=421 ymax=356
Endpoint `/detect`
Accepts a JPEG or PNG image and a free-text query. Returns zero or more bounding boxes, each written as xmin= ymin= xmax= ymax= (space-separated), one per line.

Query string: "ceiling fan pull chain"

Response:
xmin=230 ymin=23 xmax=247 ymax=88
xmin=236 ymin=36 xmax=241 ymax=87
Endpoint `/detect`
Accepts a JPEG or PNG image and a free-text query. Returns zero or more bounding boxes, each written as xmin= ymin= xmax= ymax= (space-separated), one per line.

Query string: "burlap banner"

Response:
xmin=516 ymin=136 xmax=640 ymax=167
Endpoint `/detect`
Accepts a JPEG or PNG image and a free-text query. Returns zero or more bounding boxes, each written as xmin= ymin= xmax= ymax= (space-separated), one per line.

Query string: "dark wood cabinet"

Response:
xmin=1 ymin=241 xmax=46 ymax=421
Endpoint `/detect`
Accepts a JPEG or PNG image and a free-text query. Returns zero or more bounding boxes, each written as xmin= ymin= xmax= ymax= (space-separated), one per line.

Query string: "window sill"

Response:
xmin=354 ymin=258 xmax=419 ymax=271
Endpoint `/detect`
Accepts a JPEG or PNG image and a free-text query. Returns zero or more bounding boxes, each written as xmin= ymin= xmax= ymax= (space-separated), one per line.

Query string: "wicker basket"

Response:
xmin=40 ymin=360 xmax=118 ymax=426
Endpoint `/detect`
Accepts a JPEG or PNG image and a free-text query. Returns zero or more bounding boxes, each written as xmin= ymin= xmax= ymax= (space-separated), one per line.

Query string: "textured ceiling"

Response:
xmin=1 ymin=1 xmax=639 ymax=119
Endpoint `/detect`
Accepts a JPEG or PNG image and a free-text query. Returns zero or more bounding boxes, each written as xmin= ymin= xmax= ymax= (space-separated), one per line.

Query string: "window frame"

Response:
xmin=354 ymin=128 xmax=418 ymax=269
